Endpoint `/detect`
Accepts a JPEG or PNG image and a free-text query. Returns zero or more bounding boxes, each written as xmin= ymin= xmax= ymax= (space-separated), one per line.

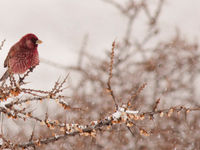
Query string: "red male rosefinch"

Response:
xmin=0 ymin=33 xmax=42 ymax=81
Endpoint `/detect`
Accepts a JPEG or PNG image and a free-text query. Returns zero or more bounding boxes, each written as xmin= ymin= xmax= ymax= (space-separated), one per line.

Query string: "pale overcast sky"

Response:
xmin=0 ymin=0 xmax=199 ymax=89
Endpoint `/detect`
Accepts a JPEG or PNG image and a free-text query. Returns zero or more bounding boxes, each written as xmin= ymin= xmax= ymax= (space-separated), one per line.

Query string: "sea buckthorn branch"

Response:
xmin=0 ymin=39 xmax=6 ymax=51
xmin=12 ymin=105 xmax=140 ymax=149
xmin=107 ymin=41 xmax=118 ymax=109
xmin=2 ymin=104 xmax=197 ymax=149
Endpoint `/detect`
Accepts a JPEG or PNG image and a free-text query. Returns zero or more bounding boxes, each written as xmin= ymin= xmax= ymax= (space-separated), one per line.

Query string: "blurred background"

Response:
xmin=0 ymin=0 xmax=200 ymax=149
xmin=0 ymin=0 xmax=200 ymax=90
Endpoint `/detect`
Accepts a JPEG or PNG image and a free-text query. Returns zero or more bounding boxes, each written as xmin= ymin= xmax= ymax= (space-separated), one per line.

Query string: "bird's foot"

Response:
xmin=29 ymin=66 xmax=35 ymax=72
xmin=18 ymin=75 xmax=25 ymax=85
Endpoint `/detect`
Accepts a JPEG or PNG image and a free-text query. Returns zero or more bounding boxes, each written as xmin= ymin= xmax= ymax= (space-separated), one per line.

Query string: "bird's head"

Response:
xmin=19 ymin=33 xmax=42 ymax=50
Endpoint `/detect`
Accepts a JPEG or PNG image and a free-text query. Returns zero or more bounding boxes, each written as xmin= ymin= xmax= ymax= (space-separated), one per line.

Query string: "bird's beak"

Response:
xmin=36 ymin=39 xmax=42 ymax=44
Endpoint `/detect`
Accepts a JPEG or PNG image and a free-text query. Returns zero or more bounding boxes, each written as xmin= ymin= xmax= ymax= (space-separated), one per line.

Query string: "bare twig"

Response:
xmin=0 ymin=39 xmax=6 ymax=50
xmin=107 ymin=41 xmax=118 ymax=109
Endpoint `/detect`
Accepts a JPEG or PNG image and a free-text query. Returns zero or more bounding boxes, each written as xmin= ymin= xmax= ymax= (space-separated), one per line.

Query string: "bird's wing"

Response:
xmin=4 ymin=55 xmax=9 ymax=68
xmin=4 ymin=44 xmax=19 ymax=68
xmin=4 ymin=53 xmax=9 ymax=68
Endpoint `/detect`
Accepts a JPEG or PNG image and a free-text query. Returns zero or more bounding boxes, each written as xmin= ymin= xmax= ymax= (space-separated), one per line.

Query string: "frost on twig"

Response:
xmin=2 ymin=103 xmax=198 ymax=149
xmin=0 ymin=0 xmax=200 ymax=149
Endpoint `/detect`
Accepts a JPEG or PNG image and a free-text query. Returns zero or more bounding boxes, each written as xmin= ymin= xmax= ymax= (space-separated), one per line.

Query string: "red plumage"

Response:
xmin=0 ymin=33 xmax=42 ymax=81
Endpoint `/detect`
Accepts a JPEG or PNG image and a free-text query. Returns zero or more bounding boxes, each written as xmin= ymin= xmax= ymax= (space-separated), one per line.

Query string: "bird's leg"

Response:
xmin=29 ymin=66 xmax=35 ymax=72
xmin=18 ymin=67 xmax=36 ymax=85
xmin=18 ymin=74 xmax=23 ymax=81
xmin=29 ymin=67 xmax=33 ymax=72
xmin=18 ymin=74 xmax=24 ymax=85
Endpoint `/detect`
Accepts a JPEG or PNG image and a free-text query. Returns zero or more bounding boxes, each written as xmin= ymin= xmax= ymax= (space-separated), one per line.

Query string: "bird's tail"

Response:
xmin=0 ymin=70 xmax=10 ymax=82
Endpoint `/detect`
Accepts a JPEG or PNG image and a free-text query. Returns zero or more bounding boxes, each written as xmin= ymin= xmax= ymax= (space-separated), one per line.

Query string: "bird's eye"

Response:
xmin=31 ymin=38 xmax=37 ymax=44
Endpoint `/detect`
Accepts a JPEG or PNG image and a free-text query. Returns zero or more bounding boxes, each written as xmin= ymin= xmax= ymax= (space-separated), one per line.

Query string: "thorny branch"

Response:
xmin=107 ymin=41 xmax=118 ymax=109
xmin=1 ymin=103 xmax=198 ymax=149
xmin=0 ymin=39 xmax=6 ymax=51
xmin=0 ymin=0 xmax=200 ymax=149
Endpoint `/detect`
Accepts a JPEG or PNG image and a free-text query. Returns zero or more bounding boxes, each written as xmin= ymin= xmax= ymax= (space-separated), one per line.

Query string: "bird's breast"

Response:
xmin=9 ymin=49 xmax=39 ymax=74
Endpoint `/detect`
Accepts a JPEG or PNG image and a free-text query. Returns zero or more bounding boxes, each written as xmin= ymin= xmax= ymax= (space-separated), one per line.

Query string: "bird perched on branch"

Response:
xmin=0 ymin=33 xmax=42 ymax=81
